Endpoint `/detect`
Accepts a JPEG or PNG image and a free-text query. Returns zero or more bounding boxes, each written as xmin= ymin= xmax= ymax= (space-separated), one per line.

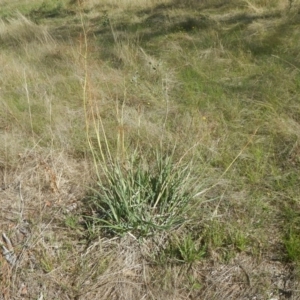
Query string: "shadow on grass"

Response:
xmin=88 ymin=3 xmax=298 ymax=59
xmin=21 ymin=0 xmax=300 ymax=65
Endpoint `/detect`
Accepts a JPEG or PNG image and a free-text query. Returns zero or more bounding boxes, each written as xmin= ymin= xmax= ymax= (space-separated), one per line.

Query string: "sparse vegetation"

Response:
xmin=1 ymin=0 xmax=300 ymax=299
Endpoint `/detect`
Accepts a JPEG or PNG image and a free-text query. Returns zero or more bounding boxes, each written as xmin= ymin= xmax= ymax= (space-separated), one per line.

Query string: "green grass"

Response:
xmin=86 ymin=151 xmax=196 ymax=238
xmin=1 ymin=0 xmax=300 ymax=299
xmin=160 ymin=232 xmax=207 ymax=264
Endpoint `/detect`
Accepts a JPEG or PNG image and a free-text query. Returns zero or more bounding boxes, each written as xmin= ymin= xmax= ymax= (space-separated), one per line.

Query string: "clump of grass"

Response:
xmin=87 ymin=151 xmax=195 ymax=238
xmin=284 ymin=229 xmax=300 ymax=263
xmin=163 ymin=233 xmax=207 ymax=264
xmin=282 ymin=206 xmax=300 ymax=265
xmin=0 ymin=12 xmax=53 ymax=47
xmin=77 ymin=0 xmax=197 ymax=239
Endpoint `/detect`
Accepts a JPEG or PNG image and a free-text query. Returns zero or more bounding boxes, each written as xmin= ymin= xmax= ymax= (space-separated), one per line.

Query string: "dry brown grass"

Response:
xmin=0 ymin=148 xmax=91 ymax=299
xmin=0 ymin=12 xmax=53 ymax=46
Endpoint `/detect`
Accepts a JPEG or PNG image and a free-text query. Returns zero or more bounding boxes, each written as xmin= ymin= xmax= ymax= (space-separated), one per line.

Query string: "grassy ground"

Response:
xmin=1 ymin=0 xmax=300 ymax=299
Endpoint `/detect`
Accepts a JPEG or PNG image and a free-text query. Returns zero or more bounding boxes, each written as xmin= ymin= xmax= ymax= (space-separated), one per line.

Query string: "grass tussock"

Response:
xmin=86 ymin=151 xmax=195 ymax=238
xmin=1 ymin=0 xmax=300 ymax=299
xmin=0 ymin=12 xmax=53 ymax=47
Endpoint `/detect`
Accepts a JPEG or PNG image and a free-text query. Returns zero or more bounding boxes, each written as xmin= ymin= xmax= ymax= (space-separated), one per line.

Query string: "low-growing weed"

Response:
xmin=170 ymin=233 xmax=206 ymax=263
